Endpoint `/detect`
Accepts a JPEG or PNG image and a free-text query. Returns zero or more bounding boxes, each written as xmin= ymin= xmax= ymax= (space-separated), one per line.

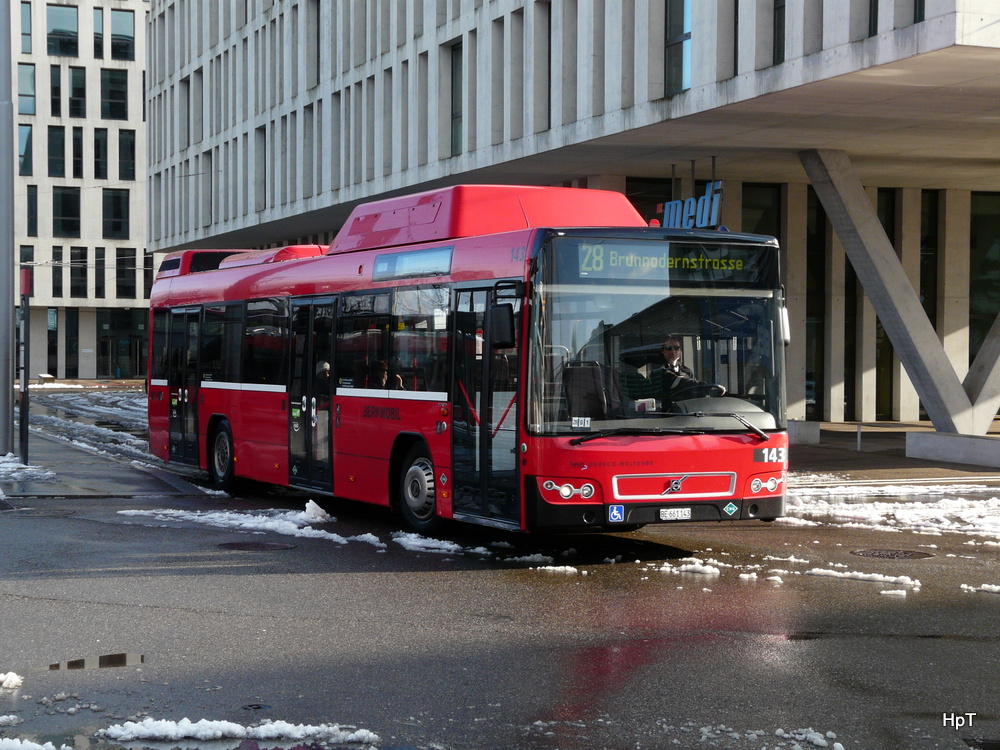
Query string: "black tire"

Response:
xmin=210 ymin=419 xmax=236 ymax=491
xmin=398 ymin=443 xmax=442 ymax=532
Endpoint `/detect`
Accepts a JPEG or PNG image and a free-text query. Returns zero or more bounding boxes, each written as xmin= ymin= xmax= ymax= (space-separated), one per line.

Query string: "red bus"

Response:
xmin=147 ymin=185 xmax=787 ymax=533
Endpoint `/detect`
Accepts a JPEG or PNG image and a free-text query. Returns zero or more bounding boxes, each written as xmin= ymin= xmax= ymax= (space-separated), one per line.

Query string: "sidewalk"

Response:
xmin=0 ymin=431 xmax=198 ymax=502
xmin=790 ymin=421 xmax=1000 ymax=486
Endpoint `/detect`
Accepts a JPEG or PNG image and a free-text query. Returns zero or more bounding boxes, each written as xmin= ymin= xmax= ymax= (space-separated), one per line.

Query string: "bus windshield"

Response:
xmin=527 ymin=234 xmax=786 ymax=436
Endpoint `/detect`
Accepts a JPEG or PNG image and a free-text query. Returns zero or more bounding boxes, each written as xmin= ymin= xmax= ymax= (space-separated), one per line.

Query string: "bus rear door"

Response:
xmin=452 ymin=288 xmax=521 ymax=528
xmin=167 ymin=307 xmax=201 ymax=465
xmin=289 ymin=297 xmax=336 ymax=491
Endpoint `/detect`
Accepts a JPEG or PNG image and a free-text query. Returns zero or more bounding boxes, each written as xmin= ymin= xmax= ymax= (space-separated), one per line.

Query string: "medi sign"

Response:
xmin=661 ymin=180 xmax=723 ymax=229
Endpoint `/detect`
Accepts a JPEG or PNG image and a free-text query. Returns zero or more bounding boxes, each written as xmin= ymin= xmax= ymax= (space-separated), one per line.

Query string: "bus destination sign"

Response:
xmin=574 ymin=240 xmax=771 ymax=288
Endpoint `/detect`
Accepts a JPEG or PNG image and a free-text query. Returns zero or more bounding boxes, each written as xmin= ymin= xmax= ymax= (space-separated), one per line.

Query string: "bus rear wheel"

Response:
xmin=210 ymin=420 xmax=236 ymax=491
xmin=399 ymin=444 xmax=441 ymax=532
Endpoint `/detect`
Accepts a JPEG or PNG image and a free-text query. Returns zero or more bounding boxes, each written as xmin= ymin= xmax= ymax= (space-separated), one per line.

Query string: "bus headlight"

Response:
xmin=540 ymin=479 xmax=600 ymax=502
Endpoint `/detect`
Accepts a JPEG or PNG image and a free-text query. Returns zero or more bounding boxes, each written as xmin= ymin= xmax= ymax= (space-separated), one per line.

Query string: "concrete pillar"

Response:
xmin=824 ymin=222 xmax=846 ymax=422
xmin=783 ymin=184 xmax=809 ymax=420
xmin=586 ymin=175 xmax=627 ymax=194
xmin=938 ymin=189 xmax=970 ymax=379
xmin=893 ymin=187 xmax=921 ymax=421
xmin=79 ymin=308 xmax=98 ymax=379
xmin=855 ymin=185 xmax=878 ymax=422
xmin=719 ymin=178 xmax=742 ymax=231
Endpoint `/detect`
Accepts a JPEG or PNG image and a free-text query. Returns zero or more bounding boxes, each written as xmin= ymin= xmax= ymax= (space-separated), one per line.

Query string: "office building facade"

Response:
xmin=13 ymin=0 xmax=150 ymax=379
xmin=146 ymin=0 xmax=1000 ymax=428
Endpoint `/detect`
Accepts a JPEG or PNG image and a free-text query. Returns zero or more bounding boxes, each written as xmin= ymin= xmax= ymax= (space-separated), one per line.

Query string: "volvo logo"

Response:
xmin=661 ymin=476 xmax=688 ymax=495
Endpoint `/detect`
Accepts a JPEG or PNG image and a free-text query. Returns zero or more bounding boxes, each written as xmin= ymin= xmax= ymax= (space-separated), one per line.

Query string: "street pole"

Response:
xmin=18 ymin=268 xmax=29 ymax=464
xmin=0 ymin=0 xmax=15 ymax=455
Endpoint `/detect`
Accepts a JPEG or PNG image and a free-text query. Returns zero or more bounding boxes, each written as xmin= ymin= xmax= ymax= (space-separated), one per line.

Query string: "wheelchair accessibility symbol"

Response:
xmin=608 ymin=505 xmax=625 ymax=523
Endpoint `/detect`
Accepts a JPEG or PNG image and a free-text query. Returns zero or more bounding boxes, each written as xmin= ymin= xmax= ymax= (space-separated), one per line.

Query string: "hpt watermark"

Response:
xmin=943 ymin=712 xmax=976 ymax=730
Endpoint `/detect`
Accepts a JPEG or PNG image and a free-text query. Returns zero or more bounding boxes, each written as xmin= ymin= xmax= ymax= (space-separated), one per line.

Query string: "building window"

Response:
xmin=665 ymin=0 xmax=691 ymax=95
xmin=94 ymin=247 xmax=105 ymax=298
xmin=94 ymin=128 xmax=108 ymax=179
xmin=18 ymin=125 xmax=33 ymax=177
xmin=143 ymin=250 xmax=154 ymax=298
xmin=27 ymin=185 xmax=38 ymax=237
xmin=450 ymin=42 xmax=462 ymax=157
xmin=18 ymin=64 xmax=35 ymax=115
xmin=110 ymin=9 xmax=134 ymax=61
xmin=70 ymin=246 xmax=87 ymax=298
xmin=868 ymin=0 xmax=879 ymax=36
xmin=48 ymin=125 xmax=65 ymax=177
xmin=52 ymin=246 xmax=63 ymax=297
xmin=116 ymin=248 xmax=136 ymax=299
xmin=773 ymin=0 xmax=786 ymax=66
xmin=914 ymin=0 xmax=925 ymax=23
xmin=119 ymin=130 xmax=135 ymax=180
xmin=69 ymin=67 xmax=85 ymax=117
xmin=52 ymin=186 xmax=81 ymax=237
xmin=103 ymin=188 xmax=130 ymax=239
xmin=50 ymin=64 xmax=61 ymax=116
xmin=47 ymin=4 xmax=78 ymax=56
xmin=21 ymin=2 xmax=31 ymax=54
xmin=100 ymin=69 xmax=128 ymax=120
xmin=93 ymin=7 xmax=103 ymax=58
xmin=72 ymin=126 xmax=83 ymax=178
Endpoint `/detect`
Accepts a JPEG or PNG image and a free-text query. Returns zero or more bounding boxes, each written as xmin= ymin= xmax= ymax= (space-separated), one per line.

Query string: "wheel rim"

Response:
xmin=213 ymin=431 xmax=232 ymax=479
xmin=402 ymin=457 xmax=435 ymax=521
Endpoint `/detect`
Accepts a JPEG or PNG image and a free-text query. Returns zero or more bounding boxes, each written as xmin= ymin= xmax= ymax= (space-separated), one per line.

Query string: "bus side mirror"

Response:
xmin=490 ymin=303 xmax=516 ymax=349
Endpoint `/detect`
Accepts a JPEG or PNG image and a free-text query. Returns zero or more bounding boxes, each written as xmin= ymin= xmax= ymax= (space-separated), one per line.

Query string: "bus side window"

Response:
xmin=151 ymin=309 xmax=168 ymax=380
xmin=392 ymin=287 xmax=449 ymax=393
xmin=336 ymin=315 xmax=388 ymax=389
xmin=242 ymin=298 xmax=288 ymax=385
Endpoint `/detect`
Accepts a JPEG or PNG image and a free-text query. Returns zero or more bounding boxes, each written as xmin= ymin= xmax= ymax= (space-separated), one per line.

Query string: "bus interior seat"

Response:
xmin=563 ymin=361 xmax=608 ymax=419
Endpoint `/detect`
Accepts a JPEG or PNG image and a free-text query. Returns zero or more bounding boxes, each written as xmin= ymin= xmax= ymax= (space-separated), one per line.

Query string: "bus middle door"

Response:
xmin=167 ymin=308 xmax=201 ymax=465
xmin=289 ymin=297 xmax=336 ymax=491
xmin=451 ymin=287 xmax=521 ymax=527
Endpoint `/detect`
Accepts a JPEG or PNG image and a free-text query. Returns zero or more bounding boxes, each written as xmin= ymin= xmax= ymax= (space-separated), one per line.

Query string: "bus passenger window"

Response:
xmin=242 ymin=298 xmax=288 ymax=385
xmin=336 ymin=315 xmax=388 ymax=389
xmin=392 ymin=287 xmax=449 ymax=393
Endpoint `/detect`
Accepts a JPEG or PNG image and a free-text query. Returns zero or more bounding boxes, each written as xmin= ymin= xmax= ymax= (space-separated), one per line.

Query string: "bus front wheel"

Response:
xmin=399 ymin=444 xmax=441 ymax=532
xmin=210 ymin=420 xmax=236 ymax=491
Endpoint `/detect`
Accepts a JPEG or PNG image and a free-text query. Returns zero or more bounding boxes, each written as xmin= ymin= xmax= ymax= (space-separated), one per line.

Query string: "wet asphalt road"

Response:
xmin=0 ymin=467 xmax=998 ymax=750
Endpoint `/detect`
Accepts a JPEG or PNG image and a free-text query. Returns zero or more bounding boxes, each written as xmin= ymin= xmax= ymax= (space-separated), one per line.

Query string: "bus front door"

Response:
xmin=167 ymin=308 xmax=200 ymax=465
xmin=289 ymin=297 xmax=336 ymax=492
xmin=452 ymin=289 xmax=521 ymax=527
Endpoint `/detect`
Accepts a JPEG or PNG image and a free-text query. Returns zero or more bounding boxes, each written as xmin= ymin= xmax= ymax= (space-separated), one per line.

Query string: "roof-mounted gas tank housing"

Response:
xmin=327 ymin=184 xmax=647 ymax=254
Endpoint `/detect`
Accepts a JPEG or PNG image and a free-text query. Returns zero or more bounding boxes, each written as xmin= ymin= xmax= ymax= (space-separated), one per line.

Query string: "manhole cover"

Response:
xmin=851 ymin=548 xmax=933 ymax=560
xmin=219 ymin=541 xmax=296 ymax=551
xmin=5 ymin=509 xmax=76 ymax=518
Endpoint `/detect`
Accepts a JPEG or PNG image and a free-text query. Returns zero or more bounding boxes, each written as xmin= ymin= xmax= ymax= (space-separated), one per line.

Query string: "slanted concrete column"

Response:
xmin=783 ymin=184 xmax=808 ymax=420
xmin=824 ymin=222 xmax=846 ymax=422
xmin=893 ymin=187 xmax=921 ymax=421
xmin=800 ymin=149 xmax=973 ymax=434
xmin=939 ymin=189 xmax=970 ymax=380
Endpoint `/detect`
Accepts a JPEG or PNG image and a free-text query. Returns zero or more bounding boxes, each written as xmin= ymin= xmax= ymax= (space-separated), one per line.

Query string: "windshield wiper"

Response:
xmin=568 ymin=427 xmax=701 ymax=446
xmin=690 ymin=412 xmax=770 ymax=441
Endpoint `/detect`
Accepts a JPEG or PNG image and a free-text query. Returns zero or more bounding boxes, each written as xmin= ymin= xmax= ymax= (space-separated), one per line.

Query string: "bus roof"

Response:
xmin=327 ymin=184 xmax=647 ymax=254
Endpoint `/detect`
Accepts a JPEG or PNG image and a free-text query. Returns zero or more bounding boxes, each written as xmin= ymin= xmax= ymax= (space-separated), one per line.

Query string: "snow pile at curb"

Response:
xmin=97 ymin=717 xmax=379 ymax=745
